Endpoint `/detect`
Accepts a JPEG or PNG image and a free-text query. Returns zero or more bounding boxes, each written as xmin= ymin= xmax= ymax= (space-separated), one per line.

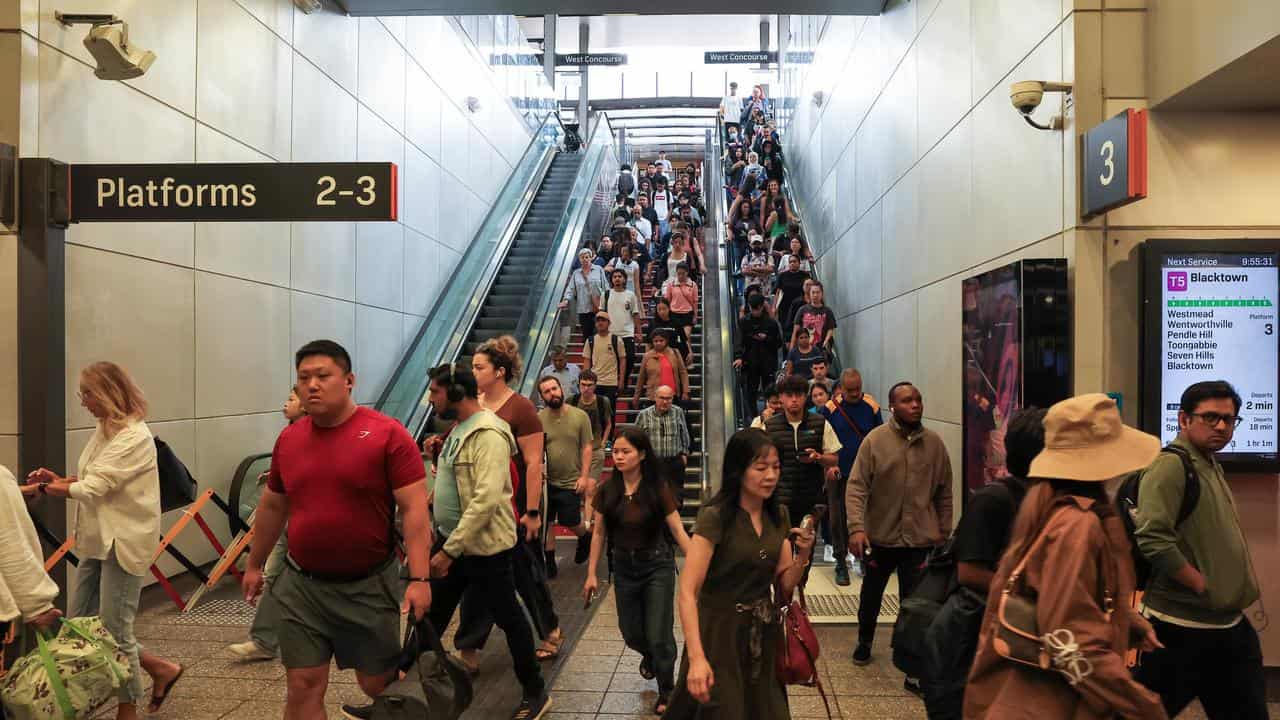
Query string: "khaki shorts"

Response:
xmin=270 ymin=557 xmax=403 ymax=675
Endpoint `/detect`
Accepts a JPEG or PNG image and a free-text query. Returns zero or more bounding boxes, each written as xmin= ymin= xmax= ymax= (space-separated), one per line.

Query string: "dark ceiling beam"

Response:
xmin=337 ymin=0 xmax=884 ymax=14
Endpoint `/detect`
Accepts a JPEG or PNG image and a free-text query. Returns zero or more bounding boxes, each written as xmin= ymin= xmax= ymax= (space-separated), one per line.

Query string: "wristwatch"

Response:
xmin=524 ymin=509 xmax=542 ymax=519
xmin=38 ymin=482 xmax=49 ymax=495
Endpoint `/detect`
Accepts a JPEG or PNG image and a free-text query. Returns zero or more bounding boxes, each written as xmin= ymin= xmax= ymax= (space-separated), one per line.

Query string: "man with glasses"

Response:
xmin=634 ymin=385 xmax=691 ymax=507
xmin=1133 ymin=381 xmax=1265 ymax=720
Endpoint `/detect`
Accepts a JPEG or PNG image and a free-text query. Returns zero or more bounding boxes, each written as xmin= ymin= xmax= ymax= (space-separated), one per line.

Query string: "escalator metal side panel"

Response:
xmin=514 ymin=115 xmax=621 ymax=401
xmin=701 ymin=125 xmax=734 ymax=501
xmin=377 ymin=136 xmax=560 ymax=437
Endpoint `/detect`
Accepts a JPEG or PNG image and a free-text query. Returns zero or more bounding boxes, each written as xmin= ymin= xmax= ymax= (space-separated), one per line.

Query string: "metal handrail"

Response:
xmin=377 ymin=112 xmax=565 ymax=437
xmin=778 ymin=162 xmax=844 ymax=376
xmin=702 ymin=125 xmax=736 ymax=499
xmin=514 ymin=112 xmax=620 ymax=400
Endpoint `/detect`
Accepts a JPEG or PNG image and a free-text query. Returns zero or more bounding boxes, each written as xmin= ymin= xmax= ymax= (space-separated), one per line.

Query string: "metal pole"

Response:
xmin=577 ymin=18 xmax=589 ymax=130
xmin=542 ymin=14 xmax=557 ymax=89
xmin=758 ymin=18 xmax=771 ymax=72
xmin=18 ymin=158 xmax=69 ymax=607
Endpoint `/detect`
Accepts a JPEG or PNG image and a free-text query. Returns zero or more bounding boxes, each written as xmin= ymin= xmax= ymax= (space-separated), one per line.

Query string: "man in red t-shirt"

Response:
xmin=243 ymin=340 xmax=431 ymax=720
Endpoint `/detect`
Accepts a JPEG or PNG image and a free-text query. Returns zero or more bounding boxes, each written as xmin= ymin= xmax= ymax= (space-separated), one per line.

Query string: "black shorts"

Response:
xmin=546 ymin=485 xmax=582 ymax=528
xmin=670 ymin=311 xmax=694 ymax=328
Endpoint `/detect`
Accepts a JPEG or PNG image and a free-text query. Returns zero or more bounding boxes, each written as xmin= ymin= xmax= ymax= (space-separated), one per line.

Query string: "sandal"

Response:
xmin=654 ymin=692 xmax=670 ymax=715
xmin=639 ymin=656 xmax=655 ymax=680
xmin=534 ymin=631 xmax=563 ymax=661
xmin=147 ymin=664 xmax=185 ymax=712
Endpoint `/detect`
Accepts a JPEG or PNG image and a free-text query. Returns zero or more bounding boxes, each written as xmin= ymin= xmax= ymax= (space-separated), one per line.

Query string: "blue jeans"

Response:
xmin=70 ymin=550 xmax=145 ymax=704
xmin=613 ymin=547 xmax=678 ymax=695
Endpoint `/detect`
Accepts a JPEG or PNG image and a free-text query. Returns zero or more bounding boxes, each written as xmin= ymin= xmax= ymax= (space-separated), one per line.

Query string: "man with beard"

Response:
xmin=536 ymin=376 xmax=595 ymax=578
xmin=1134 ymin=381 xmax=1264 ymax=719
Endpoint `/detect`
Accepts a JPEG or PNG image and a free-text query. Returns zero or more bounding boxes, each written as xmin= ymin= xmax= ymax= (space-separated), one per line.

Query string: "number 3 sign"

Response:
xmin=1083 ymin=108 xmax=1147 ymax=217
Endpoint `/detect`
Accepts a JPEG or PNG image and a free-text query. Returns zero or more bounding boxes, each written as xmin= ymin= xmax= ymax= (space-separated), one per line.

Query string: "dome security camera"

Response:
xmin=1009 ymin=80 xmax=1072 ymax=131
xmin=55 ymin=13 xmax=155 ymax=81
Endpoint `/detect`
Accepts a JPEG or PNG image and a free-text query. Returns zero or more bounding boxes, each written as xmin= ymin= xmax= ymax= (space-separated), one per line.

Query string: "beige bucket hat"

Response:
xmin=1028 ymin=393 xmax=1160 ymax=482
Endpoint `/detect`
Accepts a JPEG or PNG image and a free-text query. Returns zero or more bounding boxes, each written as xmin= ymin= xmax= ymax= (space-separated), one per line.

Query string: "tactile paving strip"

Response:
xmin=804 ymin=593 xmax=899 ymax=619
xmin=169 ymin=599 xmax=256 ymax=626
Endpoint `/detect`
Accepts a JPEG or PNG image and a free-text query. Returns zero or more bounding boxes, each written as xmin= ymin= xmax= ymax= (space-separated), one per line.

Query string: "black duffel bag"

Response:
xmin=155 ymin=437 xmax=198 ymax=512
xmin=372 ymin=617 xmax=473 ymax=720
xmin=890 ymin=538 xmax=958 ymax=679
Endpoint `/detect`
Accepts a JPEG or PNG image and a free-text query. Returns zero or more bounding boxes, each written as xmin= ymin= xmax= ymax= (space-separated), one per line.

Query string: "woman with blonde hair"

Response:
xmin=24 ymin=362 xmax=184 ymax=719
xmin=964 ymin=394 xmax=1168 ymax=719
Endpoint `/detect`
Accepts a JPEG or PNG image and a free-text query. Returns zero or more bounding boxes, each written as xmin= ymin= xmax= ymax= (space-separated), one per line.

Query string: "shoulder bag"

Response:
xmin=776 ymin=510 xmax=832 ymax=719
xmin=372 ymin=617 xmax=473 ymax=720
xmin=993 ymin=510 xmax=1116 ymax=687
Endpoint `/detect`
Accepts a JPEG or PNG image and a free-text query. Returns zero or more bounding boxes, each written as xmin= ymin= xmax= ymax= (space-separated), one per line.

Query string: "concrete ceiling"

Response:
xmin=337 ymin=0 xmax=884 ymax=14
xmin=1156 ymin=34 xmax=1280 ymax=111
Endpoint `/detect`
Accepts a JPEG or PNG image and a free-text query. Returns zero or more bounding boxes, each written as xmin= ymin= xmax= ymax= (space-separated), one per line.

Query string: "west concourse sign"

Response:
xmin=67 ymin=162 xmax=398 ymax=222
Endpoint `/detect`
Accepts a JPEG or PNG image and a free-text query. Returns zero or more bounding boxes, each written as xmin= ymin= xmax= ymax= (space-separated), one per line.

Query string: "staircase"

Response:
xmin=460 ymin=152 xmax=584 ymax=366
xmin=566 ymin=262 xmax=706 ymax=527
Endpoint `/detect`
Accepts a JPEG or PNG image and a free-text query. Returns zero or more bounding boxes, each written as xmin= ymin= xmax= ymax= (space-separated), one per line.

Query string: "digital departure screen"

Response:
xmin=1143 ymin=240 xmax=1280 ymax=469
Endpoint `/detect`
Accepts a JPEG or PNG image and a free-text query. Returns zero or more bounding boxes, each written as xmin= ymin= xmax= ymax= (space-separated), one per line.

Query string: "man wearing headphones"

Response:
xmin=423 ymin=362 xmax=551 ymax=720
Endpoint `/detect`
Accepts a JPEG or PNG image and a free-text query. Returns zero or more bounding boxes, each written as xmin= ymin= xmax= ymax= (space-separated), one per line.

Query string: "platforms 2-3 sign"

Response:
xmin=68 ymin=162 xmax=398 ymax=222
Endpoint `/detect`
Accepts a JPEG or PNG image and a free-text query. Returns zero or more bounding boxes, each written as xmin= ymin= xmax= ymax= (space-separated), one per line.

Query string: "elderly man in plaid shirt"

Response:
xmin=633 ymin=385 xmax=690 ymax=507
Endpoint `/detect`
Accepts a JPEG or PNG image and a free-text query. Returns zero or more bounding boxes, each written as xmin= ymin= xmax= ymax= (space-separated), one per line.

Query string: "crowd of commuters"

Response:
xmin=0 ymin=86 xmax=1268 ymax=720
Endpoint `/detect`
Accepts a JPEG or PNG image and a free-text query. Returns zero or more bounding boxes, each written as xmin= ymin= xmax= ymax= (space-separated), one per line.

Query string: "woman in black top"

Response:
xmin=649 ymin=298 xmax=692 ymax=365
xmin=583 ymin=427 xmax=691 ymax=715
xmin=774 ymin=254 xmax=812 ymax=331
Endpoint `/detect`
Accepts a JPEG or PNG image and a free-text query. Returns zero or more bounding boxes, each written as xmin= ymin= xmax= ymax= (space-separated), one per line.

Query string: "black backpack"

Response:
xmin=890 ymin=537 xmax=959 ymax=679
xmin=1116 ymin=445 xmax=1201 ymax=589
xmin=155 ymin=437 xmax=198 ymax=513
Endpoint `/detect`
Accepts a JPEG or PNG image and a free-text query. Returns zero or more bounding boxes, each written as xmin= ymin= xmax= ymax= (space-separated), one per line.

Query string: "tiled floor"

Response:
xmin=79 ymin=548 xmax=1276 ymax=719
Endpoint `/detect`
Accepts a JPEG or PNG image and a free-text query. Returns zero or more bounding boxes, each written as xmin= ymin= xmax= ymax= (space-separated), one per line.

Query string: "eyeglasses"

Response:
xmin=1190 ymin=412 xmax=1243 ymax=428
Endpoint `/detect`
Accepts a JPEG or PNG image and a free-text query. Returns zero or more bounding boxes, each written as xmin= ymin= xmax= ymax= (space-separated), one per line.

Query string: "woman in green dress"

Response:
xmin=664 ymin=428 xmax=815 ymax=719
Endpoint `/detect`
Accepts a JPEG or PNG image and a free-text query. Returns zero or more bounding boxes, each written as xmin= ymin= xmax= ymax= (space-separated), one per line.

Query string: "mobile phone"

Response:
xmin=583 ymin=590 xmax=596 ymax=609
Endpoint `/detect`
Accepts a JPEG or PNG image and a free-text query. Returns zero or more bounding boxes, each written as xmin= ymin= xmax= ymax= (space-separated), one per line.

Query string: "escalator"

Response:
xmin=462 ymin=153 xmax=583 ymax=363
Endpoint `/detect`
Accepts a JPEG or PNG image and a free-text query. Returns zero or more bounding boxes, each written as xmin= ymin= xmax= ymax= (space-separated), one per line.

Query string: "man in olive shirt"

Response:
xmin=537 ymin=376 xmax=595 ymax=577
xmin=1134 ymin=381 xmax=1264 ymax=719
xmin=846 ymin=381 xmax=953 ymax=666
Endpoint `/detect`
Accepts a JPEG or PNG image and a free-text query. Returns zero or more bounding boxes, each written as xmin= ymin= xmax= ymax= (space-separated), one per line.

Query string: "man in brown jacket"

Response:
xmin=846 ymin=381 xmax=953 ymax=668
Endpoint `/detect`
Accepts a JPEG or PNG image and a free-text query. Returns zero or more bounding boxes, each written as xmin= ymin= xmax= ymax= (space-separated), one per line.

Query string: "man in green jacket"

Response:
xmin=423 ymin=363 xmax=551 ymax=720
xmin=1134 ymin=380 xmax=1264 ymax=720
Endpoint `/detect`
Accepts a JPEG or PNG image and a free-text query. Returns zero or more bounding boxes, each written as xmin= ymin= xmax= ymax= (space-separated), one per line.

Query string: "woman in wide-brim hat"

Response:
xmin=964 ymin=393 xmax=1170 ymax=719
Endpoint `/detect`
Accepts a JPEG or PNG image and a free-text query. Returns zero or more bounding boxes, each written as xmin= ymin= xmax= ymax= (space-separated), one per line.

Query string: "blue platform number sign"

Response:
xmin=1082 ymin=108 xmax=1148 ymax=217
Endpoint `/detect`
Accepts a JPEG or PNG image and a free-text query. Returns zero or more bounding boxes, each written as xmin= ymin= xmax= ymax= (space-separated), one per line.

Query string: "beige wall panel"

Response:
xmin=292 ymin=53 xmax=358 ymax=163
xmin=881 ymin=168 xmax=923 ymax=300
xmin=64 ymin=247 xmax=196 ymax=427
xmin=355 ymin=221 xmax=405 ymax=312
xmin=237 ymin=0 xmax=294 ymax=42
xmin=1101 ymin=11 xmax=1146 ymax=99
xmin=916 ymin=0 xmax=973 ymax=154
xmin=354 ymin=303 xmax=404 ymax=405
xmin=289 ymin=290 xmax=356 ymax=362
xmin=918 ymin=116 xmax=974 ymax=285
xmin=971 ymin=0 xmax=1063 ymax=101
xmin=292 ymin=1 xmax=357 ymax=94
xmin=0 ymin=435 xmax=17 ymax=473
xmin=357 ymin=18 xmax=406 ymax=134
xmin=291 ymin=221 xmax=356 ymax=301
xmin=197 ymin=0 xmax=292 ymax=160
xmin=881 ymin=292 xmax=920 ymax=394
xmin=918 ymin=277 xmax=964 ymax=425
xmin=193 ymin=272 xmax=290 ymax=418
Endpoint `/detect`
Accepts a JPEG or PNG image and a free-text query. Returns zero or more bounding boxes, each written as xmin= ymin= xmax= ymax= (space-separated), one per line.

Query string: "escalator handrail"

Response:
xmin=226 ymin=451 xmax=272 ymax=536
xmin=377 ymin=112 xmax=566 ymax=437
xmin=514 ymin=113 xmax=620 ymax=400
xmin=714 ymin=116 xmax=756 ymax=431
xmin=701 ymin=123 xmax=735 ymax=500
xmin=777 ymin=162 xmax=844 ymax=376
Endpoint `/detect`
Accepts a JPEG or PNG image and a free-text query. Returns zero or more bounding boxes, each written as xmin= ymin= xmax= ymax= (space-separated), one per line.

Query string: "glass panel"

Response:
xmin=377 ymin=113 xmax=565 ymax=431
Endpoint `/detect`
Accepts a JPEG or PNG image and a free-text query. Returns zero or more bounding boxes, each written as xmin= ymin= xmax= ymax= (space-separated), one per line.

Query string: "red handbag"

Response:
xmin=776 ymin=516 xmax=833 ymax=718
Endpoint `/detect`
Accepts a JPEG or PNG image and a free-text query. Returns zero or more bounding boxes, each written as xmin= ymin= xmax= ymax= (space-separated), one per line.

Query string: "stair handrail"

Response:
xmin=704 ymin=120 xmax=740 ymax=497
xmin=514 ymin=112 xmax=620 ymax=401
xmin=378 ymin=112 xmax=567 ymax=437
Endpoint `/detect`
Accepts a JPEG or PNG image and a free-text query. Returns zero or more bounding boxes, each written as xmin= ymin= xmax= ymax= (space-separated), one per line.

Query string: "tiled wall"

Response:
xmin=2 ymin=1 xmax=550 ymax=574
xmin=777 ymin=0 xmax=1084 ymax=503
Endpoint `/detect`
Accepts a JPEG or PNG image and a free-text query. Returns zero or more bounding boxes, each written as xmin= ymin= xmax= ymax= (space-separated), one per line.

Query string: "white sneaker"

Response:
xmin=822 ymin=545 xmax=835 ymax=564
xmin=227 ymin=640 xmax=276 ymax=661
